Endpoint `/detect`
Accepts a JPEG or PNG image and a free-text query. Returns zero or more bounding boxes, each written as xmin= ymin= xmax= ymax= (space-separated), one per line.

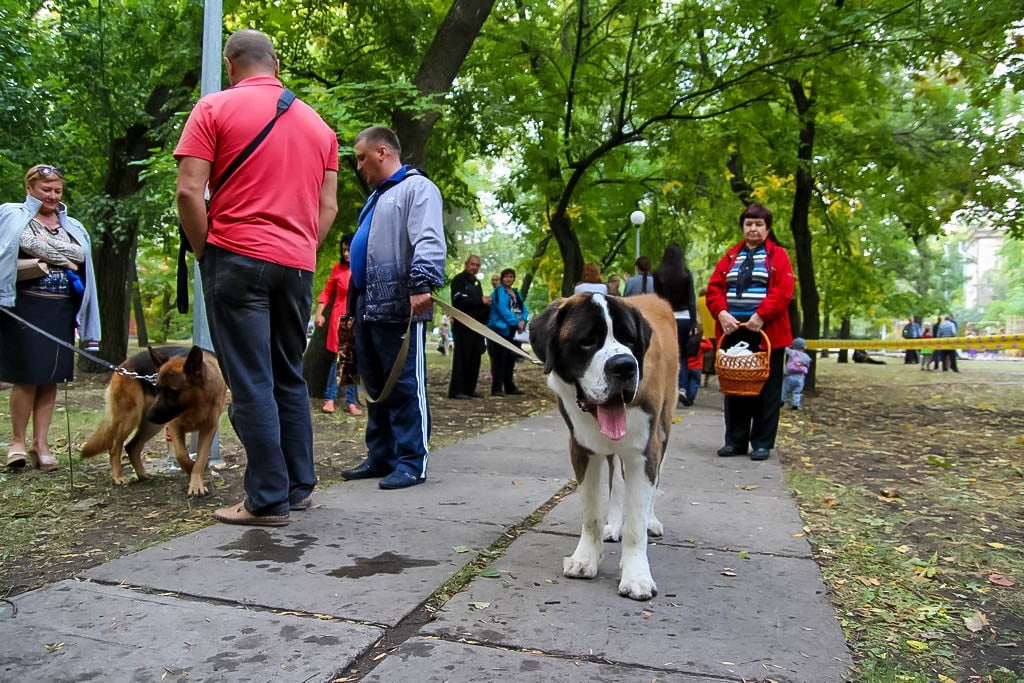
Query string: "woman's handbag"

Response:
xmin=336 ymin=317 xmax=359 ymax=386
xmin=715 ymin=329 xmax=771 ymax=396
xmin=16 ymin=258 xmax=49 ymax=281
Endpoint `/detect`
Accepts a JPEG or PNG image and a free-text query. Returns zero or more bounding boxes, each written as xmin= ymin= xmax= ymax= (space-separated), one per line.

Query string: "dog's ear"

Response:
xmin=184 ymin=345 xmax=206 ymax=381
xmin=529 ymin=298 xmax=565 ymax=374
xmin=149 ymin=346 xmax=170 ymax=369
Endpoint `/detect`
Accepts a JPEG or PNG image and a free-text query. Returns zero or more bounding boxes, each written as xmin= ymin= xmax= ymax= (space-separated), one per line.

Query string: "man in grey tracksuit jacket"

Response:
xmin=343 ymin=126 xmax=446 ymax=490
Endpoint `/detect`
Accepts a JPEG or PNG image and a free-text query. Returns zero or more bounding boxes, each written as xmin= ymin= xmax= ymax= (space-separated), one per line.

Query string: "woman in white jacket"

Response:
xmin=0 ymin=164 xmax=100 ymax=471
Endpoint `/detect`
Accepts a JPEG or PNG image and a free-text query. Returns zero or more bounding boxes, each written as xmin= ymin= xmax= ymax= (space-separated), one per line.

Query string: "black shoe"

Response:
xmin=450 ymin=394 xmax=472 ymax=400
xmin=468 ymin=393 xmax=482 ymax=398
xmin=717 ymin=445 xmax=747 ymax=457
xmin=379 ymin=471 xmax=425 ymax=490
xmin=505 ymin=388 xmax=524 ymax=396
xmin=490 ymin=390 xmax=505 ymax=397
xmin=791 ymin=405 xmax=799 ymax=411
xmin=341 ymin=461 xmax=391 ymax=481
xmin=750 ymin=448 xmax=771 ymax=461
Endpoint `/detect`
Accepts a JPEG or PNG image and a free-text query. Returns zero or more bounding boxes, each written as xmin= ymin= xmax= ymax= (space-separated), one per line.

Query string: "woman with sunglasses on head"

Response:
xmin=0 ymin=164 xmax=100 ymax=471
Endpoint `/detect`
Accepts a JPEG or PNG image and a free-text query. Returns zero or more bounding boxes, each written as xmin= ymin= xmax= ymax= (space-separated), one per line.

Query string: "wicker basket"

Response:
xmin=715 ymin=330 xmax=771 ymax=396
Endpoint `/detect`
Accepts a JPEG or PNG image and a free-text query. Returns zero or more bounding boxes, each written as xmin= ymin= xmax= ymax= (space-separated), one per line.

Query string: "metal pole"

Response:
xmin=635 ymin=225 xmax=640 ymax=261
xmin=192 ymin=0 xmax=220 ymax=354
xmin=173 ymin=0 xmax=222 ymax=468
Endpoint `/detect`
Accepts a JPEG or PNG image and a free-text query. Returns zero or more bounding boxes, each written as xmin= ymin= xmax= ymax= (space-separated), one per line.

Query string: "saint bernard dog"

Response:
xmin=530 ymin=293 xmax=678 ymax=600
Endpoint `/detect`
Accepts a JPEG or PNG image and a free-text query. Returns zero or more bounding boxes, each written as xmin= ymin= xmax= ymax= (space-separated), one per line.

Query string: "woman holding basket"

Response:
xmin=705 ymin=203 xmax=794 ymax=461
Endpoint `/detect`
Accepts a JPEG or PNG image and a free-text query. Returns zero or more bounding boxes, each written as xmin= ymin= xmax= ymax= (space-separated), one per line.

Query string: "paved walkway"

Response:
xmin=0 ymin=397 xmax=852 ymax=682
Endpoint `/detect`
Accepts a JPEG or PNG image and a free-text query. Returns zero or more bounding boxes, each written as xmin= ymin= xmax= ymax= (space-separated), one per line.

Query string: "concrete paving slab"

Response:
xmin=540 ymin=488 xmax=809 ymax=558
xmin=0 ymin=580 xmax=380 ymax=682
xmin=428 ymin=412 xmax=573 ymax=478
xmin=83 ymin=509 xmax=507 ymax=626
xmin=311 ymin=472 xmax=567 ymax=524
xmin=3 ymin=407 xmax=851 ymax=682
xmin=536 ymin=405 xmax=810 ymax=556
xmin=362 ymin=637 xmax=710 ymax=682
xmin=83 ymin=423 xmax=570 ymax=627
xmin=423 ymin=530 xmax=850 ymax=682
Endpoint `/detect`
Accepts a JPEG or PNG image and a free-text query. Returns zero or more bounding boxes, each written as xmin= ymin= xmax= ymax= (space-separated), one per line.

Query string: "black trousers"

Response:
xmin=488 ymin=333 xmax=519 ymax=394
xmin=448 ymin=321 xmax=484 ymax=397
xmin=722 ymin=329 xmax=786 ymax=451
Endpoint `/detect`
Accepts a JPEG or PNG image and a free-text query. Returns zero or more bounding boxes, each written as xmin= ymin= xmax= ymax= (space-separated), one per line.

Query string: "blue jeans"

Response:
xmin=781 ymin=373 xmax=806 ymax=408
xmin=324 ymin=359 xmax=358 ymax=404
xmin=354 ymin=291 xmax=430 ymax=479
xmin=674 ymin=318 xmax=692 ymax=391
xmin=199 ymin=245 xmax=316 ymax=516
xmin=682 ymin=367 xmax=702 ymax=405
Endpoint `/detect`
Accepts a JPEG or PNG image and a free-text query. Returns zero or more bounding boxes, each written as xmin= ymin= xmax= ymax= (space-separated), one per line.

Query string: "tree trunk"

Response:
xmin=519 ymin=233 xmax=552 ymax=300
xmin=87 ymin=71 xmax=199 ymax=365
xmin=820 ymin=308 xmax=830 ymax=358
xmin=837 ymin=316 xmax=851 ymax=363
xmin=550 ymin=209 xmax=584 ymax=296
xmin=392 ymin=0 xmax=496 ymax=168
xmin=787 ymin=79 xmax=821 ymax=391
xmin=302 ymin=292 xmax=336 ymax=398
xmin=86 ymin=228 xmax=134 ymax=369
xmin=131 ymin=259 xmax=148 ymax=348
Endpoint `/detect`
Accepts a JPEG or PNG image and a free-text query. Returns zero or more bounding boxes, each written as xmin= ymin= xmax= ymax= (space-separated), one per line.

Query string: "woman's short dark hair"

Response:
xmin=739 ymin=202 xmax=773 ymax=229
xmin=339 ymin=233 xmax=355 ymax=264
xmin=634 ymin=256 xmax=651 ymax=273
xmin=500 ymin=267 xmax=516 ymax=280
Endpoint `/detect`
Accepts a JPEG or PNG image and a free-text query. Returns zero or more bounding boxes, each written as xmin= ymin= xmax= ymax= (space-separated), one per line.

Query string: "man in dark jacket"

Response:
xmin=448 ymin=254 xmax=491 ymax=399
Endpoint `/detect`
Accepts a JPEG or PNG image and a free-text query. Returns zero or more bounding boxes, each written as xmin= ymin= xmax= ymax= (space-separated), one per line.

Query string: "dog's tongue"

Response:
xmin=596 ymin=401 xmax=627 ymax=441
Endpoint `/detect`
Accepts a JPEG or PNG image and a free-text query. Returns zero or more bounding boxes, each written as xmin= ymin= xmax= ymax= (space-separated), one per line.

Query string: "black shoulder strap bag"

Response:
xmin=176 ymin=89 xmax=296 ymax=313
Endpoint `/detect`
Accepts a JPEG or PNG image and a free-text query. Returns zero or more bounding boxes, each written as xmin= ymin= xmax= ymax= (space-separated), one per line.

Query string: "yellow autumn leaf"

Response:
xmin=905 ymin=639 xmax=929 ymax=651
xmin=987 ymin=542 xmax=1005 ymax=549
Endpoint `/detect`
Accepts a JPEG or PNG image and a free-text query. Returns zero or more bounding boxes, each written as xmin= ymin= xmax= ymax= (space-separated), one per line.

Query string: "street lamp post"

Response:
xmin=630 ymin=209 xmax=646 ymax=261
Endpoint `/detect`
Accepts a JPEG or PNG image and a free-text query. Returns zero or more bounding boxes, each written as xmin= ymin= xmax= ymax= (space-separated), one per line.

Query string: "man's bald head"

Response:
xmin=224 ymin=29 xmax=278 ymax=77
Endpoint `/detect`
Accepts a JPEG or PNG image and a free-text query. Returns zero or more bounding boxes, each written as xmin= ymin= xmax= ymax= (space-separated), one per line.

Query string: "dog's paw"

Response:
xmin=187 ymin=483 xmax=209 ymax=497
xmin=646 ymin=517 xmax=664 ymax=538
xmin=563 ymin=555 xmax=599 ymax=579
xmin=111 ymin=473 xmax=131 ymax=486
xmin=618 ymin=574 xmax=657 ymax=601
xmin=602 ymin=523 xmax=622 ymax=542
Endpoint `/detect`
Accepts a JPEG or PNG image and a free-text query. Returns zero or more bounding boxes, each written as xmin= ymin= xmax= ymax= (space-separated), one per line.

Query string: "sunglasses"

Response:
xmin=35 ymin=166 xmax=65 ymax=179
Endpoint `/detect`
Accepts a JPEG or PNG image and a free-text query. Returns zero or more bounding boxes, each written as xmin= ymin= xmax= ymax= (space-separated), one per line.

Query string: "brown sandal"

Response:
xmin=6 ymin=449 xmax=28 ymax=469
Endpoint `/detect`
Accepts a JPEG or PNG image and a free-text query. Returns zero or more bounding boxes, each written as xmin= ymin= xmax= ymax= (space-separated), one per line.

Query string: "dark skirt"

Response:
xmin=0 ymin=289 xmax=76 ymax=384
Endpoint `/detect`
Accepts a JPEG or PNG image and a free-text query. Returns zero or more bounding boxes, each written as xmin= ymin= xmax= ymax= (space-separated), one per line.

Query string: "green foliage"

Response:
xmin=1 ymin=0 xmax=1020 ymax=345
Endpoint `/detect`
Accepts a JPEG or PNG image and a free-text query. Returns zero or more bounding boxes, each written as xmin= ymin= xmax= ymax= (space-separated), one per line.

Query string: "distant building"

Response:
xmin=961 ymin=225 xmax=1004 ymax=310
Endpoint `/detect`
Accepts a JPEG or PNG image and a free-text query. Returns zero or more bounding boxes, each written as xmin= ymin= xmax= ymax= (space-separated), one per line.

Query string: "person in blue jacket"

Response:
xmin=0 ymin=164 xmax=100 ymax=472
xmin=341 ymin=126 xmax=446 ymax=490
xmin=487 ymin=268 xmax=528 ymax=396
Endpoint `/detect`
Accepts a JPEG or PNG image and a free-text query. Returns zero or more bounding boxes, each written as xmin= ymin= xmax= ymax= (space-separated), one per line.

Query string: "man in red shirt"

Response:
xmin=175 ymin=29 xmax=338 ymax=526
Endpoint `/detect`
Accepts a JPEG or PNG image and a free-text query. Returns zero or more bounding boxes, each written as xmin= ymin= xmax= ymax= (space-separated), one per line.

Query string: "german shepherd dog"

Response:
xmin=81 ymin=346 xmax=227 ymax=496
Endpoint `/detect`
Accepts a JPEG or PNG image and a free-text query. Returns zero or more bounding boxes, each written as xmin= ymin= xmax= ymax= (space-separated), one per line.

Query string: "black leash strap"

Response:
xmin=209 ymin=89 xmax=297 ymax=198
xmin=0 ymin=306 xmax=157 ymax=384
xmin=176 ymin=89 xmax=297 ymax=314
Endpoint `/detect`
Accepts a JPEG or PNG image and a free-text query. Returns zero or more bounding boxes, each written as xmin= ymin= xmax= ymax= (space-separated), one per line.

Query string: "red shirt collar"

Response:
xmin=229 ymin=75 xmax=284 ymax=89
